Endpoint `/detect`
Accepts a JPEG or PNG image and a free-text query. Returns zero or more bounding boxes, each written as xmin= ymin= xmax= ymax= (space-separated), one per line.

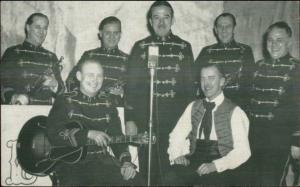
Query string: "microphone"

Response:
xmin=146 ymin=46 xmax=158 ymax=186
xmin=148 ymin=46 xmax=159 ymax=69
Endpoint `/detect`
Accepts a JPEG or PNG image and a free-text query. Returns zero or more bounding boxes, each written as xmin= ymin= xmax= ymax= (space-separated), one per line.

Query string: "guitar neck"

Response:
xmin=86 ymin=135 xmax=138 ymax=146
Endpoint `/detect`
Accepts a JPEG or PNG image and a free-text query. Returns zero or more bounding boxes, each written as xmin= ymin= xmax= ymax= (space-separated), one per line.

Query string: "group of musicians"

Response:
xmin=1 ymin=1 xmax=299 ymax=186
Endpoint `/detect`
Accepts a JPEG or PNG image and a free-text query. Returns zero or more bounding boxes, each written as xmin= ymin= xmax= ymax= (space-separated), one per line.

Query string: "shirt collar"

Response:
xmin=218 ymin=39 xmax=236 ymax=48
xmin=23 ymin=40 xmax=42 ymax=50
xmin=205 ymin=92 xmax=224 ymax=107
xmin=153 ymin=31 xmax=174 ymax=41
xmin=101 ymin=46 xmax=119 ymax=54
xmin=78 ymin=89 xmax=99 ymax=101
xmin=270 ymin=53 xmax=291 ymax=64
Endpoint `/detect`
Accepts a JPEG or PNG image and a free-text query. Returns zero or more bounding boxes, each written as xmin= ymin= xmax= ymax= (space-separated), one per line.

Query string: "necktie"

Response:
xmin=199 ymin=100 xmax=216 ymax=141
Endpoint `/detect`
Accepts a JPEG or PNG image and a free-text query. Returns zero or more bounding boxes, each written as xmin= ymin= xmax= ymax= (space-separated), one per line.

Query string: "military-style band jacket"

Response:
xmin=66 ymin=47 xmax=128 ymax=106
xmin=195 ymin=40 xmax=255 ymax=110
xmin=46 ymin=89 xmax=131 ymax=163
xmin=1 ymin=41 xmax=65 ymax=105
xmin=125 ymin=32 xmax=195 ymax=134
xmin=249 ymin=54 xmax=300 ymax=146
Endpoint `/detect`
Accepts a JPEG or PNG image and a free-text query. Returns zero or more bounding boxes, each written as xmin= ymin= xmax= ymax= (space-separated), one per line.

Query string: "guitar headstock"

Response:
xmin=131 ymin=132 xmax=156 ymax=145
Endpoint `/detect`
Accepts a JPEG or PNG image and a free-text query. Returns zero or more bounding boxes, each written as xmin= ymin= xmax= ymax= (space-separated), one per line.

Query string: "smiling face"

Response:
xmin=200 ymin=65 xmax=225 ymax=101
xmin=25 ymin=15 xmax=49 ymax=46
xmin=149 ymin=5 xmax=174 ymax=37
xmin=76 ymin=61 xmax=104 ymax=97
xmin=215 ymin=16 xmax=235 ymax=44
xmin=267 ymin=27 xmax=291 ymax=60
xmin=99 ymin=22 xmax=121 ymax=49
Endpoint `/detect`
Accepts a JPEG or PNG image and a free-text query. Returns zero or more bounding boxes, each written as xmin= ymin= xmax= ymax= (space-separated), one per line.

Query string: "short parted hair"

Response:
xmin=98 ymin=16 xmax=121 ymax=31
xmin=214 ymin=12 xmax=236 ymax=28
xmin=77 ymin=58 xmax=103 ymax=73
xmin=265 ymin=21 xmax=292 ymax=37
xmin=199 ymin=62 xmax=225 ymax=78
xmin=147 ymin=1 xmax=174 ymax=19
xmin=25 ymin=13 xmax=49 ymax=36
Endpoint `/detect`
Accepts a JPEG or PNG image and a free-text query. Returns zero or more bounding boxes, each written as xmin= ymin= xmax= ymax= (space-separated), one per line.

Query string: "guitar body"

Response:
xmin=17 ymin=115 xmax=55 ymax=176
xmin=16 ymin=116 xmax=85 ymax=176
xmin=17 ymin=115 xmax=155 ymax=176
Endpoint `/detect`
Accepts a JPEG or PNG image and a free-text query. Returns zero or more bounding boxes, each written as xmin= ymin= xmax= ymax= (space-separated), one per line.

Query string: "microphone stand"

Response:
xmin=147 ymin=66 xmax=155 ymax=186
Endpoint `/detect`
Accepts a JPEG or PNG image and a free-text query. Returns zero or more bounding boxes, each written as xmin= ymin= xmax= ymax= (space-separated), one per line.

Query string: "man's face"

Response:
xmin=201 ymin=66 xmax=225 ymax=101
xmin=267 ymin=27 xmax=291 ymax=59
xmin=26 ymin=16 xmax=49 ymax=46
xmin=76 ymin=61 xmax=104 ymax=97
xmin=149 ymin=5 xmax=174 ymax=37
xmin=99 ymin=23 xmax=121 ymax=49
xmin=215 ymin=16 xmax=235 ymax=44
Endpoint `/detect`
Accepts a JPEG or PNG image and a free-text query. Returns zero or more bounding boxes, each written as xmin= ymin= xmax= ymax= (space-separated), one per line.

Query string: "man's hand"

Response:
xmin=87 ymin=130 xmax=111 ymax=147
xmin=43 ymin=75 xmax=58 ymax=92
xmin=291 ymin=145 xmax=300 ymax=160
xmin=196 ymin=162 xmax=217 ymax=176
xmin=120 ymin=162 xmax=136 ymax=180
xmin=10 ymin=94 xmax=29 ymax=105
xmin=109 ymin=86 xmax=124 ymax=97
xmin=174 ymin=156 xmax=190 ymax=166
xmin=125 ymin=121 xmax=138 ymax=136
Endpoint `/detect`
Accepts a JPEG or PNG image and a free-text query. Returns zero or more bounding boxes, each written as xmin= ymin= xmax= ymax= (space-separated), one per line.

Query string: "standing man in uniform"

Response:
xmin=1 ymin=13 xmax=65 ymax=105
xmin=66 ymin=16 xmax=128 ymax=106
xmin=47 ymin=59 xmax=142 ymax=186
xmin=125 ymin=1 xmax=195 ymax=185
xmin=249 ymin=21 xmax=300 ymax=186
xmin=194 ymin=13 xmax=255 ymax=111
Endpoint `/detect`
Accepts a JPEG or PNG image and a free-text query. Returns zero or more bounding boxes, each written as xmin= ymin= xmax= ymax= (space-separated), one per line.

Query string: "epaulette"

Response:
xmin=118 ymin=49 xmax=129 ymax=58
xmin=206 ymin=43 xmax=218 ymax=54
xmin=175 ymin=35 xmax=191 ymax=46
xmin=209 ymin=43 xmax=219 ymax=49
xmin=172 ymin=34 xmax=183 ymax=42
xmin=235 ymin=42 xmax=247 ymax=51
xmin=40 ymin=47 xmax=56 ymax=58
xmin=289 ymin=57 xmax=300 ymax=65
xmin=97 ymin=91 xmax=110 ymax=99
xmin=256 ymin=59 xmax=265 ymax=64
xmin=85 ymin=48 xmax=100 ymax=54
xmin=10 ymin=44 xmax=22 ymax=52
xmin=138 ymin=37 xmax=151 ymax=49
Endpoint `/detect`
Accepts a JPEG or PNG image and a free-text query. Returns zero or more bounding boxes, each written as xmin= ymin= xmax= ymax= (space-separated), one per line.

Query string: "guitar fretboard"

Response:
xmin=86 ymin=135 xmax=140 ymax=146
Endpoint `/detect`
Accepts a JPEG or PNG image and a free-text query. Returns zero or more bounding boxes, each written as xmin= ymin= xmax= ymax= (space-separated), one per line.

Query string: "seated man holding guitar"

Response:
xmin=166 ymin=62 xmax=251 ymax=186
xmin=46 ymin=59 xmax=144 ymax=186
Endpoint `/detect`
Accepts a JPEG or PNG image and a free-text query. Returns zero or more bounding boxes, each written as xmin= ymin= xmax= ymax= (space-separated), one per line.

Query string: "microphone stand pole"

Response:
xmin=147 ymin=67 xmax=155 ymax=186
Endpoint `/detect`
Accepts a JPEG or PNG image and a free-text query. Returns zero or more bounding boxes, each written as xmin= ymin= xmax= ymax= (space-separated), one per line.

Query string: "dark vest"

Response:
xmin=188 ymin=98 xmax=236 ymax=156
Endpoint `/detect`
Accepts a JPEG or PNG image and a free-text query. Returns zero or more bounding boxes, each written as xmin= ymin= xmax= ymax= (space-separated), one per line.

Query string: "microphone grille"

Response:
xmin=148 ymin=46 xmax=159 ymax=69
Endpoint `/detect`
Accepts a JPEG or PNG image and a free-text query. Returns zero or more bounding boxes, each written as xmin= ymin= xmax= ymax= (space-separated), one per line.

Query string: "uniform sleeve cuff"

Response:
xmin=125 ymin=109 xmax=136 ymax=122
xmin=74 ymin=129 xmax=88 ymax=146
xmin=291 ymin=134 xmax=300 ymax=146
xmin=70 ymin=121 xmax=88 ymax=146
xmin=212 ymin=159 xmax=225 ymax=173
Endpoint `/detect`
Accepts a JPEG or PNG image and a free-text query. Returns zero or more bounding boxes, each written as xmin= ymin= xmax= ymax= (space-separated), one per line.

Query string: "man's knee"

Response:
xmin=163 ymin=169 xmax=183 ymax=186
xmin=122 ymin=172 xmax=146 ymax=186
xmin=163 ymin=165 xmax=195 ymax=185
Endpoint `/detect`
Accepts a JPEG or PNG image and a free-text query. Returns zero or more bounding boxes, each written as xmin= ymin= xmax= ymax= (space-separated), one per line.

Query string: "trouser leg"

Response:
xmin=164 ymin=164 xmax=199 ymax=186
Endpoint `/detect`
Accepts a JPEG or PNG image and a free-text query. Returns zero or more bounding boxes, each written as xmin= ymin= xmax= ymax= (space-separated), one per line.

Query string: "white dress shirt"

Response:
xmin=168 ymin=92 xmax=251 ymax=173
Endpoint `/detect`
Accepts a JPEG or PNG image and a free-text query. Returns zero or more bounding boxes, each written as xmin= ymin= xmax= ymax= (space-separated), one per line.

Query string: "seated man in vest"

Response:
xmin=166 ymin=62 xmax=251 ymax=186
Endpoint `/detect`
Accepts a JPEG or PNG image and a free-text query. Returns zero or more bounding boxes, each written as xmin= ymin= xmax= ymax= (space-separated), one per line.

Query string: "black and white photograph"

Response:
xmin=1 ymin=1 xmax=299 ymax=186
